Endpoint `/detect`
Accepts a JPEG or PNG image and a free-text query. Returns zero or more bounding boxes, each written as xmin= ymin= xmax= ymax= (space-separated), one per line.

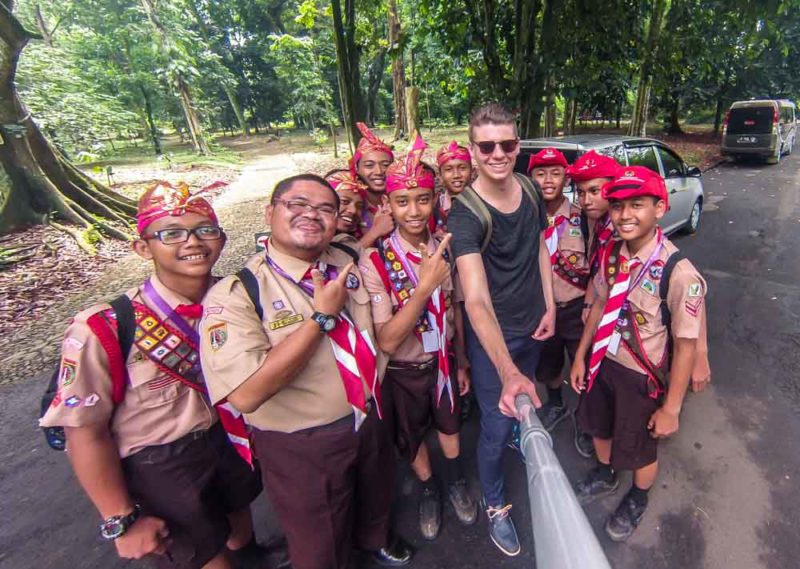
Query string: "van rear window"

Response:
xmin=728 ymin=107 xmax=774 ymax=134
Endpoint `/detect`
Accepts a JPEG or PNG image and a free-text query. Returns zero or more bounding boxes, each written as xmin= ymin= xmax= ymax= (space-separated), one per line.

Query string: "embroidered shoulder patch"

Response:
xmin=208 ymin=323 xmax=228 ymax=351
xmin=688 ymin=283 xmax=703 ymax=297
xmin=59 ymin=358 xmax=78 ymax=387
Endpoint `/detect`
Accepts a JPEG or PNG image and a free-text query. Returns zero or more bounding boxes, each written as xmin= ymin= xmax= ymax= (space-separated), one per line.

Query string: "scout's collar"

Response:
xmin=566 ymin=150 xmax=621 ymax=182
xmin=386 ymin=135 xmax=435 ymax=193
xmin=136 ymin=181 xmax=221 ymax=234
xmin=349 ymin=122 xmax=394 ymax=176
xmin=436 ymin=141 xmax=471 ymax=167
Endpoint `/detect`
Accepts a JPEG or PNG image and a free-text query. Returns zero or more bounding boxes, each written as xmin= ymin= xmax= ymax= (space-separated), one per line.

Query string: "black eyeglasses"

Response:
xmin=274 ymin=199 xmax=338 ymax=217
xmin=143 ymin=226 xmax=224 ymax=245
xmin=473 ymin=139 xmax=519 ymax=155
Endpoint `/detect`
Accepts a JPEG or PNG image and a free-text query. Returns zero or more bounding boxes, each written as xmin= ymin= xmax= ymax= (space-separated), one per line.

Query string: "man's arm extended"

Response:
xmin=456 ymin=253 xmax=542 ymax=416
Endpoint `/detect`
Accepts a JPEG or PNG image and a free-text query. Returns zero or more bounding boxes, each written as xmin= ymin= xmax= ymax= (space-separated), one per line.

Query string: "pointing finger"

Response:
xmin=335 ymin=262 xmax=355 ymax=285
xmin=311 ymin=269 xmax=324 ymax=288
xmin=435 ymin=233 xmax=452 ymax=256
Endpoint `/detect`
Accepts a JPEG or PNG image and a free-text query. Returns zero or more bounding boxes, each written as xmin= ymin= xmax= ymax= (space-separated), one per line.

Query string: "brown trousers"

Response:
xmin=251 ymin=406 xmax=393 ymax=569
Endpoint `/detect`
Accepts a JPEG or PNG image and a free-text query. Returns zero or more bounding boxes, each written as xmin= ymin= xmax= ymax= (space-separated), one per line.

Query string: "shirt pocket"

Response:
xmin=127 ymin=360 xmax=183 ymax=408
xmin=627 ymin=281 xmax=663 ymax=337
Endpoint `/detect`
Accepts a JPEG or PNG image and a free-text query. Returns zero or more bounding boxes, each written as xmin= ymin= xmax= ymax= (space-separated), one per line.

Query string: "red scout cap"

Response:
xmin=386 ymin=135 xmax=436 ymax=194
xmin=565 ymin=150 xmax=622 ymax=182
xmin=136 ymin=181 xmax=219 ymax=234
xmin=527 ymin=147 xmax=569 ymax=173
xmin=349 ymin=122 xmax=394 ymax=177
xmin=601 ymin=166 xmax=668 ymax=207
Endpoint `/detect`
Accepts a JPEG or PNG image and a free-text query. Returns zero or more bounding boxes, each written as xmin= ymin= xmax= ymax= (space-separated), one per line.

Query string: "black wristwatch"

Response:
xmin=311 ymin=311 xmax=336 ymax=332
xmin=100 ymin=504 xmax=142 ymax=540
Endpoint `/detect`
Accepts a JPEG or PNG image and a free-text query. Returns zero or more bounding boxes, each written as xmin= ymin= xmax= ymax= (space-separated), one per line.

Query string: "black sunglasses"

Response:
xmin=473 ymin=139 xmax=519 ymax=155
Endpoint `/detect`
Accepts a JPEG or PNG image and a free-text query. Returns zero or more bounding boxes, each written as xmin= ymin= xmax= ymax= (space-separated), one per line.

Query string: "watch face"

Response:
xmin=323 ymin=317 xmax=336 ymax=332
xmin=101 ymin=520 xmax=124 ymax=539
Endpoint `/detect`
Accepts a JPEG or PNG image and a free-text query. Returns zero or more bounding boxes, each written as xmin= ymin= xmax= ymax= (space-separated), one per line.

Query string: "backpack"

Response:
xmin=452 ymin=173 xmax=544 ymax=253
xmin=39 ymin=295 xmax=136 ymax=451
xmin=238 ymin=241 xmax=360 ymax=319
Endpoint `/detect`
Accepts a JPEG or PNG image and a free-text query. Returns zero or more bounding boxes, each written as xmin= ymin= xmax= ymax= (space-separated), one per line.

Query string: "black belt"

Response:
xmin=556 ymin=297 xmax=584 ymax=309
xmin=292 ymin=399 xmax=375 ymax=434
xmin=387 ymin=358 xmax=437 ymax=371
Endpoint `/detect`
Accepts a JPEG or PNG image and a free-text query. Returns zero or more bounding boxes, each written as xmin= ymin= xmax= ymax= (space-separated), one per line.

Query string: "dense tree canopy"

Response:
xmin=1 ymin=0 xmax=798 ymax=237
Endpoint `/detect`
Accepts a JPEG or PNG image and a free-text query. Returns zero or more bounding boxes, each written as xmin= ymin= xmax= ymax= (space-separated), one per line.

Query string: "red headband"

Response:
xmin=436 ymin=141 xmax=471 ymax=167
xmin=136 ymin=181 xmax=220 ymax=234
xmin=565 ymin=150 xmax=621 ymax=182
xmin=527 ymin=147 xmax=568 ymax=173
xmin=601 ymin=166 xmax=668 ymax=207
xmin=349 ymin=122 xmax=394 ymax=177
xmin=386 ymin=135 xmax=436 ymax=193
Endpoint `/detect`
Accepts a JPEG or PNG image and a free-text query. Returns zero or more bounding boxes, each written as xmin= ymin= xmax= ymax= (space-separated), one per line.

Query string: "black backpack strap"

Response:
xmin=236 ymin=268 xmax=264 ymax=321
xmin=580 ymin=211 xmax=590 ymax=253
xmin=659 ymin=250 xmax=686 ymax=328
xmin=330 ymin=241 xmax=359 ymax=263
xmin=453 ymin=185 xmax=493 ymax=253
xmin=110 ymin=294 xmax=135 ymax=360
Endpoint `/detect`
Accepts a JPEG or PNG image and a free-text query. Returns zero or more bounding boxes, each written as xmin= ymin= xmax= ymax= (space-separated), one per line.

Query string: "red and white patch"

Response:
xmin=685 ymin=299 xmax=703 ymax=317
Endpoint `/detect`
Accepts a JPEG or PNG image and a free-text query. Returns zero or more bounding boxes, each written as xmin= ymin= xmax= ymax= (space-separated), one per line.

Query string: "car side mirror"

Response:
xmin=686 ymin=166 xmax=702 ymax=177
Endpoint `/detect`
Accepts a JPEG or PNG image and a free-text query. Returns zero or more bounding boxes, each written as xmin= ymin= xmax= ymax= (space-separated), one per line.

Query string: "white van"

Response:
xmin=721 ymin=99 xmax=797 ymax=164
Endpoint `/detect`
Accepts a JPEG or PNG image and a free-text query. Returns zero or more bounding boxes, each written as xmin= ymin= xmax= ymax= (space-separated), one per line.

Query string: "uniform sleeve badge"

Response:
xmin=346 ymin=273 xmax=360 ymax=290
xmin=688 ymin=283 xmax=703 ymax=297
xmin=59 ymin=358 xmax=78 ymax=387
xmin=208 ymin=323 xmax=228 ymax=351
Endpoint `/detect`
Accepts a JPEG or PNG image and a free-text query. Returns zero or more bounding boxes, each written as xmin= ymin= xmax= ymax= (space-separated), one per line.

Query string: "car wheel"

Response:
xmin=684 ymin=199 xmax=702 ymax=234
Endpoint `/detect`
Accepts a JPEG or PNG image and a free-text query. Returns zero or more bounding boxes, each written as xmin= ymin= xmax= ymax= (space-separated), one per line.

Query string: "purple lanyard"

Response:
xmin=627 ymin=230 xmax=664 ymax=292
xmin=389 ymin=230 xmax=421 ymax=288
xmin=142 ymin=279 xmax=199 ymax=345
xmin=265 ymin=252 xmax=338 ymax=298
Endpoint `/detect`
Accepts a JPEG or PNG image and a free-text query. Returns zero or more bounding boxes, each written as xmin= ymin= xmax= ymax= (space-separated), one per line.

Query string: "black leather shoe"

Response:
xmin=372 ymin=538 xmax=413 ymax=566
xmin=574 ymin=465 xmax=619 ymax=505
xmin=605 ymin=491 xmax=647 ymax=542
xmin=419 ymin=482 xmax=442 ymax=540
xmin=448 ymin=478 xmax=478 ymax=526
xmin=573 ymin=415 xmax=595 ymax=459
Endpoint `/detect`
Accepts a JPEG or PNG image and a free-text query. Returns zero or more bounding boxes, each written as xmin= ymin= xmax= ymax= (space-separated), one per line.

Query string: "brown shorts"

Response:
xmin=122 ymin=422 xmax=262 ymax=569
xmin=385 ymin=359 xmax=461 ymax=461
xmin=577 ymin=358 xmax=660 ymax=471
xmin=252 ymin=405 xmax=392 ymax=569
xmin=536 ymin=297 xmax=585 ymax=384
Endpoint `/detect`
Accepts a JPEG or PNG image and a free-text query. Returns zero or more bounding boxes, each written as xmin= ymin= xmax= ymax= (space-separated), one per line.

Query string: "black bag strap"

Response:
xmin=236 ymin=268 xmax=263 ymax=321
xmin=580 ymin=211 xmax=590 ymax=254
xmin=330 ymin=241 xmax=359 ymax=263
xmin=110 ymin=294 xmax=136 ymax=360
xmin=659 ymin=250 xmax=686 ymax=328
xmin=453 ymin=185 xmax=493 ymax=253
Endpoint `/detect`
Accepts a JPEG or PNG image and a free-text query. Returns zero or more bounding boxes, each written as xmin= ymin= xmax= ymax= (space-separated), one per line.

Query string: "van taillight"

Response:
xmin=773 ymin=108 xmax=779 ymax=124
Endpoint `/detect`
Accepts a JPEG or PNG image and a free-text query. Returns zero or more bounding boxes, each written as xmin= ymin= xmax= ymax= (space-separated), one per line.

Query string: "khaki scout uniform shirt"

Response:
xmin=200 ymin=241 xmax=380 ymax=433
xmin=593 ymin=233 xmax=708 ymax=375
xmin=362 ymin=233 xmax=454 ymax=364
xmin=549 ymin=197 xmax=588 ymax=304
xmin=39 ymin=276 xmax=216 ymax=458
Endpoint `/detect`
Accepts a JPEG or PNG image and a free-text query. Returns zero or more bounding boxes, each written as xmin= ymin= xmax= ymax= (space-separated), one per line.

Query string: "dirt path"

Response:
xmin=0 ymin=151 xmax=327 ymax=385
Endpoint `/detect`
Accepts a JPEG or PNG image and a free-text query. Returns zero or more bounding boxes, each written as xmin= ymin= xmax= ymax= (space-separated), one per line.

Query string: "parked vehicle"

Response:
xmin=721 ymin=99 xmax=796 ymax=164
xmin=517 ymin=135 xmax=704 ymax=235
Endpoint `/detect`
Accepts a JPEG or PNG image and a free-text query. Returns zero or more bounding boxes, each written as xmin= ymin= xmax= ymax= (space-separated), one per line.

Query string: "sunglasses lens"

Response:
xmin=477 ymin=141 xmax=496 ymax=154
xmin=500 ymin=139 xmax=519 ymax=152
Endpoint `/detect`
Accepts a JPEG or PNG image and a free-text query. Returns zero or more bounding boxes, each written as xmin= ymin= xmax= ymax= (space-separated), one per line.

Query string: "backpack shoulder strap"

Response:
xmin=659 ymin=250 xmax=686 ymax=327
xmin=453 ymin=185 xmax=493 ymax=253
xmin=330 ymin=240 xmax=360 ymax=263
xmin=110 ymin=295 xmax=135 ymax=360
xmin=236 ymin=268 xmax=264 ymax=322
xmin=515 ymin=173 xmax=544 ymax=228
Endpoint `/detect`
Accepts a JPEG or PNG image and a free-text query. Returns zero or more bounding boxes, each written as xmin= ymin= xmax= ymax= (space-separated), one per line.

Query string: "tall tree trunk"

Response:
xmin=512 ymin=0 xmax=541 ymax=136
xmin=365 ymin=44 xmax=387 ymax=125
xmin=712 ymin=90 xmax=726 ymax=135
xmin=331 ymin=0 xmax=365 ymax=147
xmin=667 ymin=96 xmax=683 ymax=134
xmin=388 ymin=0 xmax=406 ymax=140
xmin=628 ymin=0 xmax=670 ymax=136
xmin=141 ymin=0 xmax=210 ymax=155
xmin=563 ymin=97 xmax=577 ymax=135
xmin=139 ymin=83 xmax=162 ymax=155
xmin=464 ymin=0 xmax=508 ymax=96
xmin=405 ymin=86 xmax=419 ymax=137
xmin=0 ymin=2 xmax=133 ymax=242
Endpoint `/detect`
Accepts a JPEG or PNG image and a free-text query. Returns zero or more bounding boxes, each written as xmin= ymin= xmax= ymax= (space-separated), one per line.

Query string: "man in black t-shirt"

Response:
xmin=448 ymin=103 xmax=555 ymax=557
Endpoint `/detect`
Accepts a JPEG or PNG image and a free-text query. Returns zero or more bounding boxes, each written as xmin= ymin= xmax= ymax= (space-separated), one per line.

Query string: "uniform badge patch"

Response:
xmin=649 ymin=265 xmax=664 ymax=280
xmin=65 ymin=395 xmax=82 ymax=408
xmin=569 ymin=228 xmax=582 ymax=237
xmin=568 ymin=254 xmax=578 ymax=265
xmin=359 ymin=264 xmax=370 ymax=274
xmin=373 ymin=294 xmax=384 ymax=303
xmin=208 ymin=323 xmax=228 ymax=351
xmin=272 ymin=300 xmax=285 ymax=310
xmin=346 ymin=273 xmax=360 ymax=290
xmin=204 ymin=306 xmax=224 ymax=316
xmin=59 ymin=358 xmax=78 ymax=387
xmin=64 ymin=337 xmax=84 ymax=351
xmin=84 ymin=393 xmax=100 ymax=407
xmin=641 ymin=279 xmax=657 ymax=295
xmin=635 ymin=312 xmax=647 ymax=325
xmin=688 ymin=283 xmax=703 ymax=297
xmin=398 ymin=289 xmax=410 ymax=300
xmin=50 ymin=391 xmax=62 ymax=408
xmin=619 ymin=261 xmax=629 ymax=274
xmin=386 ymin=251 xmax=396 ymax=261
xmin=570 ymin=216 xmax=581 ymax=226
xmin=268 ymin=313 xmax=304 ymax=330
xmin=685 ymin=299 xmax=703 ymax=317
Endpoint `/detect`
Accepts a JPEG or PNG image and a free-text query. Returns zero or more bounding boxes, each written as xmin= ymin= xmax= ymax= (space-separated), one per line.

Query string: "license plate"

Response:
xmin=737 ymin=136 xmax=756 ymax=143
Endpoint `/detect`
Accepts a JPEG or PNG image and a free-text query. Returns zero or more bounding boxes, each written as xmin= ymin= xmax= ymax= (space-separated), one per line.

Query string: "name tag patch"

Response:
xmin=269 ymin=313 xmax=304 ymax=330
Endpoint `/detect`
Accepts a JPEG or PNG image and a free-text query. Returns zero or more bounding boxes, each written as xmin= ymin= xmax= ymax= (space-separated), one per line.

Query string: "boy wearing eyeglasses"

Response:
xmin=39 ymin=182 xmax=263 ymax=569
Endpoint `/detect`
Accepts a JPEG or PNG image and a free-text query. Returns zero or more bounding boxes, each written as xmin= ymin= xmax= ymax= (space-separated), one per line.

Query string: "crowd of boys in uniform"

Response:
xmin=41 ymin=103 xmax=709 ymax=569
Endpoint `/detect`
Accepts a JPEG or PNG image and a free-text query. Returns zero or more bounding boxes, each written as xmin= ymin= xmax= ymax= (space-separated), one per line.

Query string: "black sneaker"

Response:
xmin=448 ymin=478 xmax=477 ymax=526
xmin=419 ymin=483 xmax=442 ymax=540
xmin=572 ymin=415 xmax=595 ymax=459
xmin=537 ymin=401 xmax=570 ymax=432
xmin=574 ymin=465 xmax=619 ymax=505
xmin=605 ymin=491 xmax=647 ymax=542
xmin=483 ymin=501 xmax=521 ymax=557
xmin=372 ymin=537 xmax=413 ymax=566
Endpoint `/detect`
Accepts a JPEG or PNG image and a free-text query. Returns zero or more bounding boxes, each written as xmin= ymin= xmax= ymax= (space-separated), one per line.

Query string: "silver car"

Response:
xmin=516 ymin=135 xmax=705 ymax=235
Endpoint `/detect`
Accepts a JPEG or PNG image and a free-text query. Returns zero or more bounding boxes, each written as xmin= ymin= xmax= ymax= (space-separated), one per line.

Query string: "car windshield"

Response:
xmin=728 ymin=106 xmax=774 ymax=134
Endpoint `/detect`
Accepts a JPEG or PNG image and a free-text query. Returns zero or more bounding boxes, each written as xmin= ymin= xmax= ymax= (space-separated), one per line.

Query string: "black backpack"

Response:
xmin=39 ymin=295 xmax=136 ymax=451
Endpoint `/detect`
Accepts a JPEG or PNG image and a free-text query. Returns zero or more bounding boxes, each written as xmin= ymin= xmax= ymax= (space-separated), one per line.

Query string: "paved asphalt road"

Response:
xmin=2 ymin=153 xmax=799 ymax=569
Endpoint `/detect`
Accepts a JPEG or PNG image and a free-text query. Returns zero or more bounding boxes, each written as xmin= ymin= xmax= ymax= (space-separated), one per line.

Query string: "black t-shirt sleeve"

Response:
xmin=448 ymin=200 xmax=485 ymax=258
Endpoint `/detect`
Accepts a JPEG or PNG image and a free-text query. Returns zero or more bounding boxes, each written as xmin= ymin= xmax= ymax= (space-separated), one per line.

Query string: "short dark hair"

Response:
xmin=271 ymin=173 xmax=339 ymax=208
xmin=468 ymin=102 xmax=518 ymax=141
